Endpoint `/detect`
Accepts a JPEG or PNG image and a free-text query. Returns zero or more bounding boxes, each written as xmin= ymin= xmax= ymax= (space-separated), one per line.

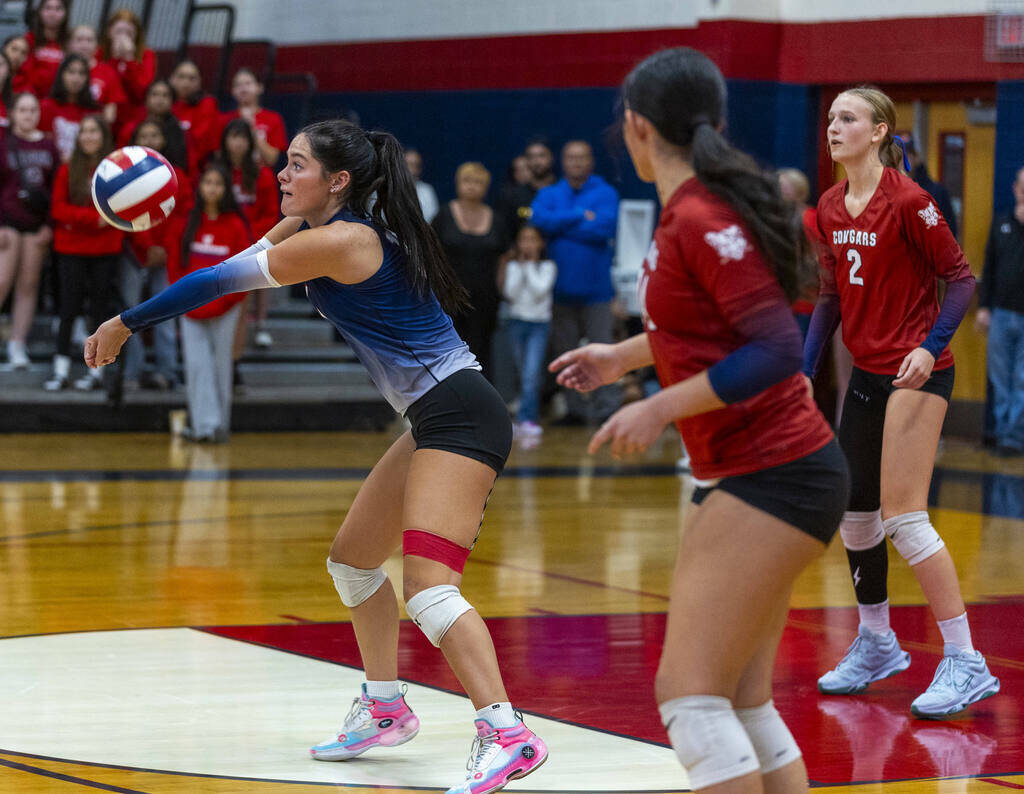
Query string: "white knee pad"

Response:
xmin=658 ymin=695 xmax=760 ymax=790
xmin=405 ymin=584 xmax=473 ymax=647
xmin=883 ymin=511 xmax=944 ymax=566
xmin=735 ymin=699 xmax=802 ymax=774
xmin=839 ymin=510 xmax=885 ymax=551
xmin=327 ymin=557 xmax=387 ymax=607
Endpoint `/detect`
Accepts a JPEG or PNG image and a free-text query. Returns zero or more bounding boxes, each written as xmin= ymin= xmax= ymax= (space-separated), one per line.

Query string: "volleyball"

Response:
xmin=91 ymin=146 xmax=178 ymax=232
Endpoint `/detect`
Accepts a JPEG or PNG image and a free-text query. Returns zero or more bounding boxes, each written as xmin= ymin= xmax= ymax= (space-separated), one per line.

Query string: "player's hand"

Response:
xmin=84 ymin=316 xmax=132 ymax=368
xmin=974 ymin=308 xmax=991 ymax=335
xmin=112 ymin=33 xmax=134 ymax=59
xmin=587 ymin=399 xmax=669 ymax=458
xmin=549 ymin=343 xmax=623 ymax=393
xmin=892 ymin=347 xmax=935 ymax=390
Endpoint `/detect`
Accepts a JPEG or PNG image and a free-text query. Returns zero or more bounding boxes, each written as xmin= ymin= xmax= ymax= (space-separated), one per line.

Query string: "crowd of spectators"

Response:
xmin=0 ymin=0 xmax=285 ymax=438
xmin=1 ymin=1 xmax=1017 ymax=449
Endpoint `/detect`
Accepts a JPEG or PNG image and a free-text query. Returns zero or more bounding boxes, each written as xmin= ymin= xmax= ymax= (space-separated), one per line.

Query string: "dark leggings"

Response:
xmin=55 ymin=253 xmax=120 ymax=357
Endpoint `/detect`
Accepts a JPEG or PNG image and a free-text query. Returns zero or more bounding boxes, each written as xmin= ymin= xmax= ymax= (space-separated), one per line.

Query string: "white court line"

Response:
xmin=0 ymin=628 xmax=689 ymax=791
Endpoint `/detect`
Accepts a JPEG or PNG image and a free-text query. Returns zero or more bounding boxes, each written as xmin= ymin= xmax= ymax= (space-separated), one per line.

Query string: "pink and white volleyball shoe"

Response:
xmin=310 ymin=684 xmax=420 ymax=760
xmin=445 ymin=716 xmax=548 ymax=794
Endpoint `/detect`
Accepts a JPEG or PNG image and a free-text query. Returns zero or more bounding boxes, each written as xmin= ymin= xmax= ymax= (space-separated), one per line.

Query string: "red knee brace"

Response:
xmin=402 ymin=529 xmax=471 ymax=574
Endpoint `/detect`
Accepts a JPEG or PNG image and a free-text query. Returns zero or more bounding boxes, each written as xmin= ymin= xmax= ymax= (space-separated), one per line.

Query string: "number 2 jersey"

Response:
xmin=816 ymin=167 xmax=972 ymax=374
xmin=640 ymin=179 xmax=833 ymax=481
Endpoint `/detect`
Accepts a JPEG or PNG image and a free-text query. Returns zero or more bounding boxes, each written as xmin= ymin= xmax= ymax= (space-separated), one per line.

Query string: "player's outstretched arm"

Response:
xmin=84 ymin=247 xmax=285 ymax=368
xmin=549 ymin=333 xmax=653 ymax=393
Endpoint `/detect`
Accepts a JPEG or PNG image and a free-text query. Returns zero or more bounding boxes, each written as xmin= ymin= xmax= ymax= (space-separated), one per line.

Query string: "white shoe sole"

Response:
xmin=911 ymin=675 xmax=1001 ymax=720
xmin=310 ymin=722 xmax=419 ymax=761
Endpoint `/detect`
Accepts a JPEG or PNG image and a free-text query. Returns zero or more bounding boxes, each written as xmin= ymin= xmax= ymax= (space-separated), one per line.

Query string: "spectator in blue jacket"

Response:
xmin=531 ymin=140 xmax=621 ymax=424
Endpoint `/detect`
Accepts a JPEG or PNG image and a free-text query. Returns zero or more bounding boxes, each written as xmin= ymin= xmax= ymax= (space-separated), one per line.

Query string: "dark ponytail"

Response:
xmin=623 ymin=47 xmax=815 ymax=303
xmin=301 ymin=120 xmax=468 ymax=315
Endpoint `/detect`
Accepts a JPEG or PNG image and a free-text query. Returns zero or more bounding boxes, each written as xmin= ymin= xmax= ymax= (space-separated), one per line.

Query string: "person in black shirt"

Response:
xmin=432 ymin=161 xmax=510 ymax=378
xmin=976 ymin=166 xmax=1024 ymax=456
xmin=497 ymin=139 xmax=557 ymax=235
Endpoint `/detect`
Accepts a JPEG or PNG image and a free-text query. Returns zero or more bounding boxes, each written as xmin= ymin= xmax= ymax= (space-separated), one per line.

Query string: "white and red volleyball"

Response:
xmin=91 ymin=146 xmax=178 ymax=232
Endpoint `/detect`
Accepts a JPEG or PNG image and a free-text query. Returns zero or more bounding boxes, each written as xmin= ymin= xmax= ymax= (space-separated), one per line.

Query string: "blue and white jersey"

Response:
xmin=302 ymin=208 xmax=479 ymax=414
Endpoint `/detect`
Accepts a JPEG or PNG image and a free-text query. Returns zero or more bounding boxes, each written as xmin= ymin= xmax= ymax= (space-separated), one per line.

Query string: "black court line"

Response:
xmin=0 ymin=756 xmax=148 ymax=793
xmin=0 ymin=747 xmax=685 ymax=793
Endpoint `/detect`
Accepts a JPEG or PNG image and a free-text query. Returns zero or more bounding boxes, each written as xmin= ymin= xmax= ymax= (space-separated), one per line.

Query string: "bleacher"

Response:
xmin=0 ymin=1 xmax=394 ymax=432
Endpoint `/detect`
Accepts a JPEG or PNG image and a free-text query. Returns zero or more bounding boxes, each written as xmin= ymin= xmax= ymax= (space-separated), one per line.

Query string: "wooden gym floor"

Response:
xmin=0 ymin=427 xmax=1021 ymax=793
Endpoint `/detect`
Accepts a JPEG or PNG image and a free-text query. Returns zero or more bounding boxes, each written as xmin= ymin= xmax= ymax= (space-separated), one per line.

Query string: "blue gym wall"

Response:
xmin=994 ymin=81 xmax=1024 ymax=216
xmin=271 ymin=80 xmax=821 ymax=207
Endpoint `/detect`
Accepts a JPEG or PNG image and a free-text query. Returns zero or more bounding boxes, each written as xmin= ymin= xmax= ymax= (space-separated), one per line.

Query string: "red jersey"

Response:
xmin=220 ymin=107 xmax=287 ymax=152
xmin=173 ymin=96 xmax=221 ymax=169
xmin=50 ymin=163 xmax=125 ymax=255
xmin=172 ymin=212 xmax=252 ymax=319
xmin=640 ymin=179 xmax=833 ymax=481
xmin=231 ymin=165 xmax=279 ymax=238
xmin=38 ymin=99 xmax=90 ymax=161
xmin=12 ymin=70 xmax=32 ymax=95
xmin=23 ymin=33 xmax=63 ymax=97
xmin=88 ymin=60 xmax=126 ymax=107
xmin=816 ymin=168 xmax=971 ymax=374
xmin=102 ymin=49 xmax=156 ymax=131
xmin=103 ymin=49 xmax=155 ymax=104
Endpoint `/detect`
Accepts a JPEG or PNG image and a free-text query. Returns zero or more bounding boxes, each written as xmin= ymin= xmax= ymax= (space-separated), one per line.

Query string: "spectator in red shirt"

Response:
xmin=98 ymin=8 xmax=155 ymax=133
xmin=215 ymin=119 xmax=279 ymax=242
xmin=175 ymin=163 xmax=252 ymax=442
xmin=170 ymin=59 xmax=220 ymax=175
xmin=0 ymin=52 xmax=13 ymax=127
xmin=119 ymin=119 xmax=194 ymax=390
xmin=3 ymin=34 xmax=31 ymax=95
xmin=0 ymin=92 xmax=58 ymax=368
xmin=551 ymin=48 xmax=848 ymax=793
xmin=40 ymin=53 xmax=101 ymax=161
xmin=66 ymin=24 xmax=124 ymax=127
xmin=117 ymin=78 xmax=189 ymax=172
xmin=222 ymin=67 xmax=287 ymax=168
xmin=23 ymin=0 xmax=69 ymax=98
xmin=214 ymin=118 xmax=280 ymax=357
xmin=44 ymin=114 xmax=124 ymax=390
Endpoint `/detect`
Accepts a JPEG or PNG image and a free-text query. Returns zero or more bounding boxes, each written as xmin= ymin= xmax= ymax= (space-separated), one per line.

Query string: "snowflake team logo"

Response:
xmin=918 ymin=202 xmax=940 ymax=228
xmin=704 ymin=225 xmax=750 ymax=262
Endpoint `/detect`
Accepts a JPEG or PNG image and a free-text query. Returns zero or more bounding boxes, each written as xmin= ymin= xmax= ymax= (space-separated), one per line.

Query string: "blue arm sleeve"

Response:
xmin=120 ymin=250 xmax=280 ymax=332
xmin=801 ymin=294 xmax=841 ymax=378
xmin=920 ymin=274 xmax=975 ymax=360
xmin=706 ymin=300 xmax=804 ymax=404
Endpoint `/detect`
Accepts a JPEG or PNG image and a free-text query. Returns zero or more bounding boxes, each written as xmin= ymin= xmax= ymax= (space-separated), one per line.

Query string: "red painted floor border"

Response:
xmin=206 ymin=603 xmax=1023 ymax=785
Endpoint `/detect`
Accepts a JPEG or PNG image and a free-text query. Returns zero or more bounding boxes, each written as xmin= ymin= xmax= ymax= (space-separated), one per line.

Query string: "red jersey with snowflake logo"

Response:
xmin=816 ymin=168 xmax=970 ymax=374
xmin=640 ymin=178 xmax=833 ymax=481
